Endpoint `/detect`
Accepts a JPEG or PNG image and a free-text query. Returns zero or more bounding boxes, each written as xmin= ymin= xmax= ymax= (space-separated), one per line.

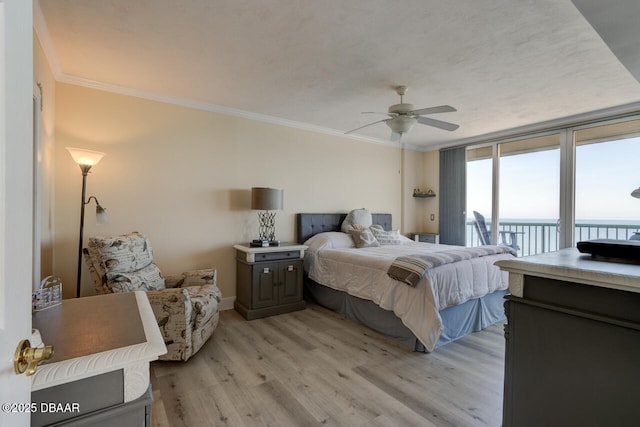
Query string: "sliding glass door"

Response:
xmin=467 ymin=135 xmax=560 ymax=255
xmin=498 ymin=134 xmax=560 ymax=256
xmin=464 ymin=115 xmax=640 ymax=255
xmin=574 ymin=119 xmax=640 ymax=241
xmin=466 ymin=145 xmax=493 ymax=247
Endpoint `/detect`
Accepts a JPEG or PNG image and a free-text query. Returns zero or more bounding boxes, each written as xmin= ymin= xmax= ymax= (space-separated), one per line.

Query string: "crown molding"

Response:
xmin=63 ymin=71 xmax=411 ymax=148
xmin=33 ymin=0 xmax=62 ymax=78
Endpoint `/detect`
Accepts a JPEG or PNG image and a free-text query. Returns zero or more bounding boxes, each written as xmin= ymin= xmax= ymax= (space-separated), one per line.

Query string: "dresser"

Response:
xmin=496 ymin=249 xmax=640 ymax=427
xmin=30 ymin=292 xmax=166 ymax=427
xmin=234 ymin=243 xmax=307 ymax=320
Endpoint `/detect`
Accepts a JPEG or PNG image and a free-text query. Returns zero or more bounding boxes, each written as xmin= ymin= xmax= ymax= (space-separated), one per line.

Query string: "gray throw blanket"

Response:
xmin=387 ymin=245 xmax=516 ymax=287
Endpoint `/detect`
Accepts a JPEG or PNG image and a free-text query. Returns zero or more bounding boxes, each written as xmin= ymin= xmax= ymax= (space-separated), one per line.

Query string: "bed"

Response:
xmin=297 ymin=213 xmax=514 ymax=352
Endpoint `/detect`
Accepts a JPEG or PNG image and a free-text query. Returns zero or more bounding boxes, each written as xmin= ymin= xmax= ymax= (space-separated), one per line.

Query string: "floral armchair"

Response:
xmin=83 ymin=232 xmax=221 ymax=361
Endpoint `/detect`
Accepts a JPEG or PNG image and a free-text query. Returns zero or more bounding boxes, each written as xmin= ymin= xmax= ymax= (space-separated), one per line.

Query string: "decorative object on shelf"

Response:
xmin=251 ymin=187 xmax=283 ymax=246
xmin=66 ymin=147 xmax=110 ymax=298
xmin=413 ymin=188 xmax=436 ymax=198
xmin=33 ymin=275 xmax=62 ymax=311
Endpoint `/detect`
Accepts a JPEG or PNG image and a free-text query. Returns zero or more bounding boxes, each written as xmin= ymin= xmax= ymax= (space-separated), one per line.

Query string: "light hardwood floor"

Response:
xmin=151 ymin=303 xmax=505 ymax=427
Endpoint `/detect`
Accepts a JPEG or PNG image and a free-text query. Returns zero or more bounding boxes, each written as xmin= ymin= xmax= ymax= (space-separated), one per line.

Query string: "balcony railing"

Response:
xmin=466 ymin=220 xmax=640 ymax=257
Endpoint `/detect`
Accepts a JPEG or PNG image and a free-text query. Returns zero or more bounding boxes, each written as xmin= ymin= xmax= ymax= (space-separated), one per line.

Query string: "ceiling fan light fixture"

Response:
xmin=388 ymin=103 xmax=414 ymax=114
xmin=344 ymin=85 xmax=458 ymax=138
xmin=386 ymin=116 xmax=417 ymax=134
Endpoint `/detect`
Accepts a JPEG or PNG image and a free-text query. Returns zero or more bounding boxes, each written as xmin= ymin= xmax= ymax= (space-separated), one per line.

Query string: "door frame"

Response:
xmin=0 ymin=1 xmax=34 ymax=425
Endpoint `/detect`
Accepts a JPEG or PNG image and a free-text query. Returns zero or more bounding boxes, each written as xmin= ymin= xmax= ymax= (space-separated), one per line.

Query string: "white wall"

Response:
xmin=53 ymin=83 xmax=432 ymax=299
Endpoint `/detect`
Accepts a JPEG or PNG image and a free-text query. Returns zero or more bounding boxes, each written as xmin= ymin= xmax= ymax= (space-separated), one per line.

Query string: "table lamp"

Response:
xmin=251 ymin=187 xmax=283 ymax=246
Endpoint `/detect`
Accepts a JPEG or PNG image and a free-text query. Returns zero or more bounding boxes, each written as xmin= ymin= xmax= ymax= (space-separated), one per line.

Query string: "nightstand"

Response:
xmin=233 ymin=243 xmax=308 ymax=320
xmin=410 ymin=233 xmax=439 ymax=244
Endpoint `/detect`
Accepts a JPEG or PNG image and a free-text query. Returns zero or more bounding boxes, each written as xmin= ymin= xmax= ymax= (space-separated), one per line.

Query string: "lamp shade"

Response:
xmin=632 ymin=187 xmax=640 ymax=199
xmin=251 ymin=187 xmax=283 ymax=210
xmin=386 ymin=116 xmax=417 ymax=134
xmin=96 ymin=204 xmax=110 ymax=224
xmin=66 ymin=147 xmax=106 ymax=166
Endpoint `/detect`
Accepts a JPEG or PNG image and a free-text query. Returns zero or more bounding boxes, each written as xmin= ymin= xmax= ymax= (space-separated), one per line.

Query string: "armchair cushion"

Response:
xmin=87 ymin=232 xmax=166 ymax=292
xmin=106 ymin=262 xmax=166 ymax=293
xmin=88 ymin=232 xmax=154 ymax=273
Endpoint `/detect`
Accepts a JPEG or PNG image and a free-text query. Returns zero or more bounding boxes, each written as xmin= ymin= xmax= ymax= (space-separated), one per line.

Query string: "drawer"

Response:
xmin=32 ymin=370 xmax=124 ymax=426
xmin=412 ymin=233 xmax=439 ymax=244
xmin=253 ymin=250 xmax=301 ymax=262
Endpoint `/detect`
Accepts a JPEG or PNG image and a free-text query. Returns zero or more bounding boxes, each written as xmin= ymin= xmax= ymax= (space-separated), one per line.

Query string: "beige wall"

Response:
xmin=400 ymin=148 xmax=440 ymax=236
xmin=53 ymin=83 xmax=435 ymax=300
xmin=420 ymin=150 xmax=440 ymax=234
xmin=34 ymin=33 xmax=56 ymax=286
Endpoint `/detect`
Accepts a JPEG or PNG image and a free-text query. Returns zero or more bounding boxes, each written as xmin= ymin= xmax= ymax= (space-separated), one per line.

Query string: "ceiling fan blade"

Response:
xmin=410 ymin=105 xmax=457 ymax=115
xmin=345 ymin=118 xmax=389 ymax=134
xmin=417 ymin=116 xmax=460 ymax=131
xmin=390 ymin=131 xmax=402 ymax=142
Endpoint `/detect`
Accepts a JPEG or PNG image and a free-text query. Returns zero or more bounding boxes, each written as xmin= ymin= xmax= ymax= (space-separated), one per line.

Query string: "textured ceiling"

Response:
xmin=36 ymin=0 xmax=640 ymax=149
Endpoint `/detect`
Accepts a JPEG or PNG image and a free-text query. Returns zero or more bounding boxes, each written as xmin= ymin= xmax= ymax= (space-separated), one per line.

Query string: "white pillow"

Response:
xmin=370 ymin=225 xmax=403 ymax=245
xmin=304 ymin=232 xmax=355 ymax=252
xmin=341 ymin=208 xmax=373 ymax=233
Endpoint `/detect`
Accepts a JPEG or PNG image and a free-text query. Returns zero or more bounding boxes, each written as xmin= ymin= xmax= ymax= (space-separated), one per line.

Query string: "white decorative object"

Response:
xmin=33 ymin=276 xmax=62 ymax=311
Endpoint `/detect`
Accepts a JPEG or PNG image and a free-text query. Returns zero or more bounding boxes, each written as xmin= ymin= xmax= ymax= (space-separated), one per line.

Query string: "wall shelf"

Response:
xmin=413 ymin=193 xmax=436 ymax=198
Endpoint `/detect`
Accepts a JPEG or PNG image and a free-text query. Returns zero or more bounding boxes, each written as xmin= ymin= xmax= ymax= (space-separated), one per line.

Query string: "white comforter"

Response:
xmin=304 ymin=232 xmax=513 ymax=351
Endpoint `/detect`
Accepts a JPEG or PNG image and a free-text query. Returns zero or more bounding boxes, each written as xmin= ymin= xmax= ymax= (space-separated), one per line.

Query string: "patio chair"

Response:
xmin=473 ymin=211 xmax=520 ymax=250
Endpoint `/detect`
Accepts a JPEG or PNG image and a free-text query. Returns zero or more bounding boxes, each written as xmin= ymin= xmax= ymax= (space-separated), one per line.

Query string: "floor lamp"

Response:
xmin=66 ymin=147 xmax=110 ymax=298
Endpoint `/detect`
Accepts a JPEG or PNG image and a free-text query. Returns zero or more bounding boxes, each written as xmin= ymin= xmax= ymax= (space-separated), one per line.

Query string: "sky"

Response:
xmin=466 ymin=136 xmax=640 ymax=224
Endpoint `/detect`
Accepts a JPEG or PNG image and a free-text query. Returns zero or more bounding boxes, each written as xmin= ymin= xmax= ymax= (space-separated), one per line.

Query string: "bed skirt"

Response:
xmin=304 ymin=276 xmax=507 ymax=352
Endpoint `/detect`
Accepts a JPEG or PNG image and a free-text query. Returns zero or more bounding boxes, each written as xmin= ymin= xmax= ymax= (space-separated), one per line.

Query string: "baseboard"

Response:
xmin=219 ymin=296 xmax=235 ymax=311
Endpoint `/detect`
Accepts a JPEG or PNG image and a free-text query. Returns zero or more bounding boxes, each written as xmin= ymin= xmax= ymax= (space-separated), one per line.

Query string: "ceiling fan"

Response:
xmin=345 ymin=85 xmax=459 ymax=142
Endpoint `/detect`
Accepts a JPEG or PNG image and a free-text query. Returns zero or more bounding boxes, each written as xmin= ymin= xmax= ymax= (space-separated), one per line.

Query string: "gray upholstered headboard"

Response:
xmin=296 ymin=213 xmax=392 ymax=244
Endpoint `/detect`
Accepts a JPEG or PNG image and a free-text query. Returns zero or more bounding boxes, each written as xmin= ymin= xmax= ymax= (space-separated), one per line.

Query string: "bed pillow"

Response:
xmin=351 ymin=228 xmax=380 ymax=248
xmin=341 ymin=208 xmax=373 ymax=233
xmin=370 ymin=224 xmax=403 ymax=245
xmin=304 ymin=231 xmax=355 ymax=251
